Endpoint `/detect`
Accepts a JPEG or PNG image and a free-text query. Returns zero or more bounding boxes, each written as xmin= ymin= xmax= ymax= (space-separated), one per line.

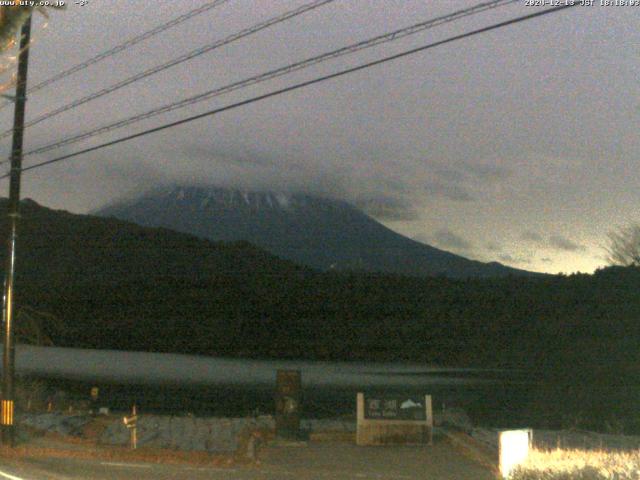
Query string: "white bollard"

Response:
xmin=499 ymin=429 xmax=531 ymax=479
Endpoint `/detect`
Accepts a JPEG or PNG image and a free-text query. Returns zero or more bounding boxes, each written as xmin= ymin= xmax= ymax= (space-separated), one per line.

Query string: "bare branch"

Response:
xmin=605 ymin=225 xmax=640 ymax=266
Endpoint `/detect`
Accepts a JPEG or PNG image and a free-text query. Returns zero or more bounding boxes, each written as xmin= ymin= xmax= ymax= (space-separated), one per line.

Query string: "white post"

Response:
xmin=356 ymin=392 xmax=364 ymax=445
xmin=425 ymin=395 xmax=433 ymax=445
xmin=499 ymin=429 xmax=531 ymax=479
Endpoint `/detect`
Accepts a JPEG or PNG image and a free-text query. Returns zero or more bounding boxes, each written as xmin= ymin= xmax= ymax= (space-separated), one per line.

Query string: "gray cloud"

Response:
xmin=519 ymin=231 xmax=587 ymax=253
xmin=424 ymin=162 xmax=510 ymax=203
xmin=425 ymin=182 xmax=474 ymax=202
xmin=464 ymin=163 xmax=510 ymax=182
xmin=185 ymin=144 xmax=277 ymax=168
xmin=434 ymin=163 xmax=510 ymax=185
xmin=354 ymin=195 xmax=418 ymax=221
xmin=433 ymin=229 xmax=472 ymax=251
xmin=434 ymin=167 xmax=465 ymax=183
xmin=152 ymin=143 xmax=420 ymax=221
xmin=549 ymin=235 xmax=587 ymax=252
xmin=521 ymin=230 xmax=544 ymax=242
xmin=498 ymin=254 xmax=531 ymax=265
xmin=485 ymin=242 xmax=502 ymax=252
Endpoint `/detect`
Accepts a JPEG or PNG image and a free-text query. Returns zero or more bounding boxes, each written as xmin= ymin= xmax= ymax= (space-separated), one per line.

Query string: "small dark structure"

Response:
xmin=275 ymin=369 xmax=301 ymax=440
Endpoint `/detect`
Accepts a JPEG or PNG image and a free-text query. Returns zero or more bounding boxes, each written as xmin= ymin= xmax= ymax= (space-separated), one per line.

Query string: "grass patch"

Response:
xmin=510 ymin=448 xmax=640 ymax=479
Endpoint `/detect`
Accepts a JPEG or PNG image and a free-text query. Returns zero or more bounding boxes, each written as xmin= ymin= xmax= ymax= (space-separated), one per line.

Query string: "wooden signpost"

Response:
xmin=356 ymin=393 xmax=433 ymax=446
xmin=275 ymin=370 xmax=301 ymax=440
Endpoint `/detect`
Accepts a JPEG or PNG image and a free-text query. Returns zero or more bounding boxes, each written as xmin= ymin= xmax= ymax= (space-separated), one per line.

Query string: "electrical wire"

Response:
xmin=0 ymin=0 xmax=232 ymax=112
xmin=0 ymin=0 xmax=336 ymax=143
xmin=18 ymin=0 xmax=518 ymax=160
xmin=0 ymin=3 xmax=578 ymax=180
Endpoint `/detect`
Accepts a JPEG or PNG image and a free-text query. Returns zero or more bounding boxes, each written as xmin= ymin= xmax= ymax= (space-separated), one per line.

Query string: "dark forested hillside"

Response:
xmin=4 ymin=199 xmax=640 ymax=430
xmin=1 ymin=199 xmax=639 ymax=374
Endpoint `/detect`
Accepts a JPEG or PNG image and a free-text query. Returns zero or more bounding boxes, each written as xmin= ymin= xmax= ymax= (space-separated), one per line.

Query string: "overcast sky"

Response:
xmin=0 ymin=0 xmax=637 ymax=274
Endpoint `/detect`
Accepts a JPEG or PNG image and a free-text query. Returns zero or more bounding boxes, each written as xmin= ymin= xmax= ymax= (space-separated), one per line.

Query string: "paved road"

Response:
xmin=0 ymin=441 xmax=495 ymax=479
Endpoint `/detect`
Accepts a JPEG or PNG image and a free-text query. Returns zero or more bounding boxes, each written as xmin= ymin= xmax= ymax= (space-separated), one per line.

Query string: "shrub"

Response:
xmin=510 ymin=448 xmax=640 ymax=480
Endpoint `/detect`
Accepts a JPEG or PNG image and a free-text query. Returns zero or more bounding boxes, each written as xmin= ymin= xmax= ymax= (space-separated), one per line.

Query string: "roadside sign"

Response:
xmin=364 ymin=396 xmax=426 ymax=421
xmin=357 ymin=393 xmax=433 ymax=446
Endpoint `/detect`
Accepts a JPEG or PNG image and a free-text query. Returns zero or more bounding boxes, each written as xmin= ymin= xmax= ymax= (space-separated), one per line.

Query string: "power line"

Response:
xmin=19 ymin=0 xmax=518 ymax=160
xmin=0 ymin=0 xmax=232 ymax=112
xmin=0 ymin=0 xmax=336 ymax=142
xmin=0 ymin=3 xmax=578 ymax=181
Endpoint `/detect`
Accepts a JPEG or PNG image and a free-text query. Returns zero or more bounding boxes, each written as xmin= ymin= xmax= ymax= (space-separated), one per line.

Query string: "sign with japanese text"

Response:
xmin=364 ymin=396 xmax=426 ymax=421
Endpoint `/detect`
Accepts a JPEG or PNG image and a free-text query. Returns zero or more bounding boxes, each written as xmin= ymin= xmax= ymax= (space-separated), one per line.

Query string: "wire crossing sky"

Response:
xmin=7 ymin=2 xmax=578 ymax=181
xmin=17 ymin=0 xmax=518 ymax=160
xmin=0 ymin=0 xmax=336 ymax=141
xmin=0 ymin=0 xmax=636 ymax=275
xmin=0 ymin=0 xmax=232 ymax=112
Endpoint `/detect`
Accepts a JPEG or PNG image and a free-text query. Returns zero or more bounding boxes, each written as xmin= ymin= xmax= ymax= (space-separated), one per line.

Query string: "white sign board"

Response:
xmin=356 ymin=393 xmax=433 ymax=445
xmin=499 ymin=429 xmax=531 ymax=478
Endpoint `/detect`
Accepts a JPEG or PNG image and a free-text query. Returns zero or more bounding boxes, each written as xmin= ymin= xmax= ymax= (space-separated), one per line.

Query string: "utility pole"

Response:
xmin=1 ymin=13 xmax=32 ymax=447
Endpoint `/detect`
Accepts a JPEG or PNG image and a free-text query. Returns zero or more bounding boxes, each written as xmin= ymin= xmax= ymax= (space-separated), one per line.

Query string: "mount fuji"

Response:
xmin=96 ymin=185 xmax=536 ymax=278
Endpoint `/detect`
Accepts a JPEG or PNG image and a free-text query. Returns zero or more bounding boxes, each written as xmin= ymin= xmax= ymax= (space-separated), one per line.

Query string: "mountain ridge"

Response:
xmin=96 ymin=185 xmax=539 ymax=278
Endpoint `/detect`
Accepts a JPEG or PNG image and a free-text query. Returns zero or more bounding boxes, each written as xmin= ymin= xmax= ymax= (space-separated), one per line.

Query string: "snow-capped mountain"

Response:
xmin=96 ymin=185 xmax=536 ymax=278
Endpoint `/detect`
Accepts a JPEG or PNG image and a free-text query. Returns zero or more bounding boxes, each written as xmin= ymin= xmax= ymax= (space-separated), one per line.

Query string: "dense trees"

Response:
xmin=5 ymin=199 xmax=640 ymax=431
xmin=0 ymin=199 xmax=638 ymax=369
